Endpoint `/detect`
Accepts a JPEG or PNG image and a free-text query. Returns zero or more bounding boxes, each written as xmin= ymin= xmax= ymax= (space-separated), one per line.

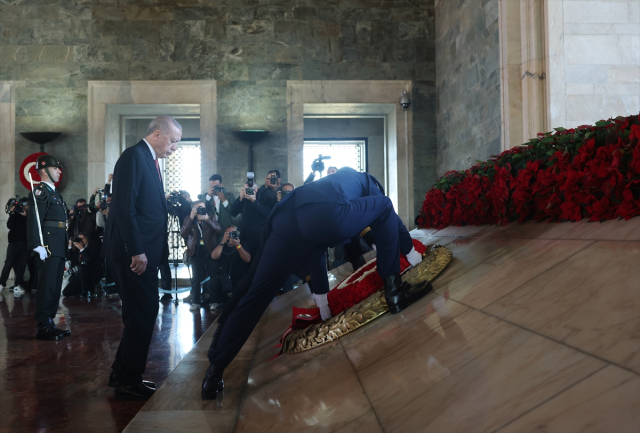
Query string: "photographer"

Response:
xmin=62 ymin=232 xmax=103 ymax=298
xmin=95 ymin=193 xmax=111 ymax=234
xmin=89 ymin=173 xmax=113 ymax=213
xmin=180 ymin=200 xmax=221 ymax=311
xmin=0 ymin=197 xmax=30 ymax=295
xmin=257 ymin=170 xmax=281 ymax=209
xmin=230 ymin=178 xmax=274 ymax=255
xmin=68 ymin=198 xmax=96 ymax=239
xmin=203 ymin=175 xmax=236 ymax=244
xmin=277 ymin=183 xmax=295 ymax=202
xmin=209 ymin=226 xmax=251 ymax=311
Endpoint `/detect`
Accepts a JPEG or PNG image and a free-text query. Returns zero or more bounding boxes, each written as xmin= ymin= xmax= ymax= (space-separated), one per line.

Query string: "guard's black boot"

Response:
xmin=36 ymin=319 xmax=63 ymax=341
xmin=108 ymin=370 xmax=156 ymax=389
xmin=384 ymin=273 xmax=433 ymax=315
xmin=202 ymin=364 xmax=224 ymax=400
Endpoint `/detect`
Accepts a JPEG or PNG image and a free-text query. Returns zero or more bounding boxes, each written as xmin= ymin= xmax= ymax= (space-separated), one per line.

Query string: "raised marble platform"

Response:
xmin=125 ymin=217 xmax=640 ymax=432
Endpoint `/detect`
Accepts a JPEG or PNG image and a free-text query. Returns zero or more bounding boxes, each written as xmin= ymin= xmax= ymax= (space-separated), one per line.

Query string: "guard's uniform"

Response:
xmin=26 ymin=155 xmax=70 ymax=340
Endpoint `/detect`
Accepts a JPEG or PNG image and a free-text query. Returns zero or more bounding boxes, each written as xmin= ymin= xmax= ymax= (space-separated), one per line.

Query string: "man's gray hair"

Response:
xmin=146 ymin=116 xmax=183 ymax=136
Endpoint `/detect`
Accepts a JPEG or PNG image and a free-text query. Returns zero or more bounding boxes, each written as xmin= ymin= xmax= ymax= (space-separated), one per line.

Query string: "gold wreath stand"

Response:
xmin=282 ymin=244 xmax=453 ymax=354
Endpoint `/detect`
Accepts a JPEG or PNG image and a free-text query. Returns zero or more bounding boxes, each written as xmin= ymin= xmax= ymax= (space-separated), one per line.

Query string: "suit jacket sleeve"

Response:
xmin=113 ymin=150 xmax=145 ymax=257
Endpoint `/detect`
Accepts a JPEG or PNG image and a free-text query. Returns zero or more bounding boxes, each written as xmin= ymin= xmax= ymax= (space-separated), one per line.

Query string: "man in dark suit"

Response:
xmin=202 ymin=167 xmax=429 ymax=399
xmin=102 ymin=116 xmax=181 ymax=401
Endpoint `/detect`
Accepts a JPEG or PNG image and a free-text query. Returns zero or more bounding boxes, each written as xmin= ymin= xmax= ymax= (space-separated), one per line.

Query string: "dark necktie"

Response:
xmin=154 ymin=158 xmax=162 ymax=181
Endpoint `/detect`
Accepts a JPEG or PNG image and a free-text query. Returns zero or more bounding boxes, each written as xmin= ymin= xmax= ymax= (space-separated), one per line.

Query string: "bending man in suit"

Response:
xmin=202 ymin=167 xmax=429 ymax=399
xmin=102 ymin=116 xmax=181 ymax=401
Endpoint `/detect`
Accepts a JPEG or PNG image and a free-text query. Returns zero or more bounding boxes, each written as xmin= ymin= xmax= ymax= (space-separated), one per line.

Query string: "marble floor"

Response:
xmin=0 ymin=289 xmax=218 ymax=432
xmin=126 ymin=217 xmax=640 ymax=433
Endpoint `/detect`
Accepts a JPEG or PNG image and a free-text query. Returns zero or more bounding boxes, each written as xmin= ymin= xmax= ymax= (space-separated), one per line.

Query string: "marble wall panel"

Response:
xmin=546 ymin=0 xmax=640 ymax=130
xmin=0 ymin=1 xmax=436 ymax=206
xmin=435 ymin=0 xmax=501 ymax=175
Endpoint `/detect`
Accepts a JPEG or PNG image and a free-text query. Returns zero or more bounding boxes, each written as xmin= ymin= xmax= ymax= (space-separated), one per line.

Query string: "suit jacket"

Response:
xmin=288 ymin=167 xmax=384 ymax=208
xmin=102 ymin=140 xmax=169 ymax=270
xmin=180 ymin=214 xmax=221 ymax=257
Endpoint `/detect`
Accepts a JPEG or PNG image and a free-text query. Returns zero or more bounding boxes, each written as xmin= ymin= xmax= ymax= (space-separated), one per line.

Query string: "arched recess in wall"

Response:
xmin=287 ymin=80 xmax=414 ymax=228
xmin=87 ymin=81 xmax=217 ymax=198
xmin=499 ymin=0 xmax=549 ymax=149
xmin=0 ymin=81 xmax=16 ymax=266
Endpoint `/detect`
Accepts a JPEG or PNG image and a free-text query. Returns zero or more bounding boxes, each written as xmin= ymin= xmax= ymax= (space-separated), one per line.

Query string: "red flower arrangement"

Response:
xmin=417 ymin=115 xmax=640 ymax=228
xmin=327 ymin=239 xmax=427 ymax=316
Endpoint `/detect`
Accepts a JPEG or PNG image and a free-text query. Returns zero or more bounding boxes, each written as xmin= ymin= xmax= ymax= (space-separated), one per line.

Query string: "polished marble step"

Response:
xmin=126 ymin=218 xmax=640 ymax=433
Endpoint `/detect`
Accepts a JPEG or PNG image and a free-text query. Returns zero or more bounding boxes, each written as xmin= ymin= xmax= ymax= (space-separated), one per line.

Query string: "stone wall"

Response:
xmin=434 ymin=0 xmax=501 ymax=175
xmin=546 ymin=0 xmax=640 ymax=130
xmin=0 ymin=0 xmax=436 ymax=208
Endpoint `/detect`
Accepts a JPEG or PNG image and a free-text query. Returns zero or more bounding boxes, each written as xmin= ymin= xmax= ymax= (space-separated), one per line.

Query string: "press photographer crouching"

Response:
xmin=210 ymin=226 xmax=251 ymax=311
xmin=181 ymin=200 xmax=221 ymax=311
xmin=68 ymin=198 xmax=97 ymax=240
xmin=1 ymin=196 xmax=30 ymax=296
xmin=62 ymin=232 xmax=103 ymax=298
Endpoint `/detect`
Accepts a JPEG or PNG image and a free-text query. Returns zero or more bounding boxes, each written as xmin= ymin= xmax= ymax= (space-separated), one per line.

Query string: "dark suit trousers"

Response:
xmin=34 ymin=256 xmax=65 ymax=323
xmin=110 ymin=262 xmax=159 ymax=385
xmin=0 ymin=242 xmax=29 ymax=286
xmin=209 ymin=195 xmax=413 ymax=369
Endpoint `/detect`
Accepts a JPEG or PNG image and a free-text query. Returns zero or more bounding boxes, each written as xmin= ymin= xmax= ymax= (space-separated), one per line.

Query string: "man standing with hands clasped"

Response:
xmin=102 ymin=116 xmax=181 ymax=401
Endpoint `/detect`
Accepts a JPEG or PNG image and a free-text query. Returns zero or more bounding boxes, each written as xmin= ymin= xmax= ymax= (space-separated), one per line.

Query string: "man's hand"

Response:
xmin=18 ymin=208 xmax=26 ymax=216
xmin=130 ymin=253 xmax=148 ymax=275
xmin=221 ymin=231 xmax=230 ymax=244
xmin=216 ymin=191 xmax=226 ymax=203
xmin=228 ymin=238 xmax=240 ymax=248
xmin=190 ymin=208 xmax=198 ymax=220
xmin=244 ymin=189 xmax=256 ymax=202
xmin=197 ymin=213 xmax=209 ymax=221
xmin=208 ymin=185 xmax=215 ymax=197
xmin=239 ymin=188 xmax=246 ymax=201
xmin=277 ymin=191 xmax=282 ymax=202
xmin=107 ymin=173 xmax=113 ymax=183
xmin=72 ymin=240 xmax=84 ymax=250
xmin=94 ymin=187 xmax=99 ymax=195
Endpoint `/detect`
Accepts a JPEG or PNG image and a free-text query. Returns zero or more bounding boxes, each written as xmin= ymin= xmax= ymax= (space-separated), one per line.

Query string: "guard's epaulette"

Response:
xmin=33 ymin=184 xmax=50 ymax=202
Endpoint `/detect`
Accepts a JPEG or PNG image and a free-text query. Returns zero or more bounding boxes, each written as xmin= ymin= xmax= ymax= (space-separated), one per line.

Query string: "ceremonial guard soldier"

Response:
xmin=27 ymin=155 xmax=71 ymax=341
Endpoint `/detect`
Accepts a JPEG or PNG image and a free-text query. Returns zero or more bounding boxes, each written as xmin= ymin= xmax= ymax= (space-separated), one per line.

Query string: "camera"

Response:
xmin=99 ymin=201 xmax=109 ymax=211
xmin=269 ymin=174 xmax=277 ymax=185
xmin=5 ymin=195 xmax=27 ymax=214
xmin=245 ymin=187 xmax=255 ymax=196
xmin=247 ymin=172 xmax=255 ymax=188
xmin=167 ymin=191 xmax=182 ymax=217
xmin=311 ymin=154 xmax=331 ymax=173
xmin=96 ymin=188 xmax=104 ymax=197
xmin=72 ymin=204 xmax=88 ymax=214
xmin=229 ymin=230 xmax=240 ymax=240
xmin=72 ymin=236 xmax=82 ymax=243
xmin=213 ymin=185 xmax=223 ymax=194
xmin=281 ymin=189 xmax=291 ymax=199
xmin=196 ymin=207 xmax=207 ymax=216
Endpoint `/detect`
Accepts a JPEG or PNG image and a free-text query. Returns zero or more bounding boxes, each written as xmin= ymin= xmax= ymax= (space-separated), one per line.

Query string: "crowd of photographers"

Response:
xmin=1 ymin=168 xmax=302 ymax=313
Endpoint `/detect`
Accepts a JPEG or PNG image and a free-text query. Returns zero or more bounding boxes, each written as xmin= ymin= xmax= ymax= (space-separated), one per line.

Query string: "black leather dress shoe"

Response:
xmin=114 ymin=382 xmax=156 ymax=401
xmin=384 ymin=273 xmax=433 ymax=315
xmin=51 ymin=322 xmax=71 ymax=338
xmin=202 ymin=364 xmax=224 ymax=400
xmin=160 ymin=293 xmax=172 ymax=301
xmin=350 ymin=255 xmax=366 ymax=271
xmin=36 ymin=320 xmax=63 ymax=341
xmin=107 ymin=370 xmax=156 ymax=389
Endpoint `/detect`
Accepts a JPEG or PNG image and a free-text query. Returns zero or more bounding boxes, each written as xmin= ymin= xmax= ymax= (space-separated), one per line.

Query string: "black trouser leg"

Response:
xmin=190 ymin=254 xmax=206 ymax=303
xmin=110 ymin=262 xmax=160 ymax=386
xmin=0 ymin=243 xmax=21 ymax=286
xmin=13 ymin=244 xmax=29 ymax=286
xmin=34 ymin=256 xmax=65 ymax=323
xmin=62 ymin=274 xmax=82 ymax=297
xmin=159 ymin=261 xmax=172 ymax=292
